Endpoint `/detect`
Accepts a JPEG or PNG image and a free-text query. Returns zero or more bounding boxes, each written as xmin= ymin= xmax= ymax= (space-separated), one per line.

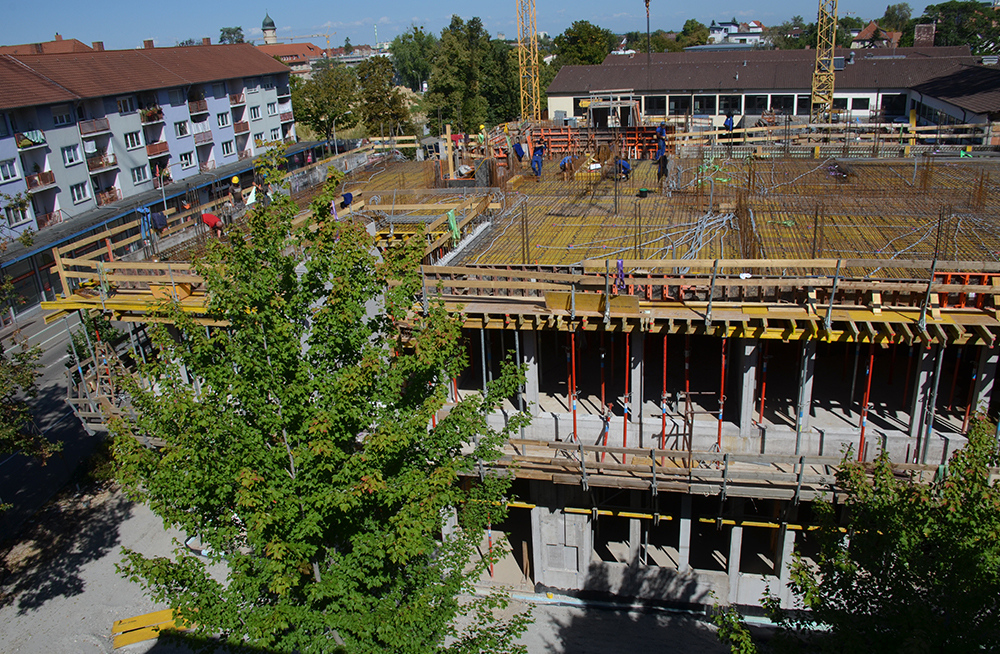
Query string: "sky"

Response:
xmin=0 ymin=0 xmax=922 ymax=53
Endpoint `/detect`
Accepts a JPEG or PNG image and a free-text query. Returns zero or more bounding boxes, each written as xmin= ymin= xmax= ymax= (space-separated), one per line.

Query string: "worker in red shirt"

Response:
xmin=202 ymin=213 xmax=223 ymax=238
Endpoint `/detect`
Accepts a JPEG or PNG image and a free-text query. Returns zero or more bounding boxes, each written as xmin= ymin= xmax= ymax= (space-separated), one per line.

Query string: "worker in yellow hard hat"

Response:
xmin=230 ymin=176 xmax=243 ymax=207
xmin=232 ymin=176 xmax=239 ymax=184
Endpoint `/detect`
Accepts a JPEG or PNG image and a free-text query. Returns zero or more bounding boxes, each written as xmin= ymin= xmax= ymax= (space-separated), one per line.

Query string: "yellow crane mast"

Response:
xmin=810 ymin=0 xmax=838 ymax=122
xmin=517 ymin=0 xmax=541 ymax=121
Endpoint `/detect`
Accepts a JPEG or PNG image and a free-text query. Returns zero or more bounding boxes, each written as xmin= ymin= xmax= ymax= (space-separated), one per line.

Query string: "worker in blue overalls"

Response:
xmin=531 ymin=144 xmax=545 ymax=179
xmin=655 ymin=121 xmax=667 ymax=160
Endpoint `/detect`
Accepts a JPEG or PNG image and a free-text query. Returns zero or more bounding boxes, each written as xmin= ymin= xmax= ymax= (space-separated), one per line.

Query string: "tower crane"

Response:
xmin=517 ymin=0 xmax=541 ymax=121
xmin=809 ymin=0 xmax=838 ymax=122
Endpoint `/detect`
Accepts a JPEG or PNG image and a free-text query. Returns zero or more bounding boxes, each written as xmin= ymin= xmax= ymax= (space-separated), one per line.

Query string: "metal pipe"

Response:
xmin=717 ymin=337 xmax=727 ymax=451
xmin=624 ymin=330 xmax=630 ymax=450
xmin=794 ymin=341 xmax=808 ymax=455
xmin=758 ymin=341 xmax=769 ymax=425
xmin=661 ymin=332 xmax=667 ymax=451
xmin=921 ymin=344 xmax=946 ymax=465
xmin=571 ymin=329 xmax=578 ymax=443
xmin=858 ymin=342 xmax=875 ymax=461
xmin=601 ymin=333 xmax=606 ymax=410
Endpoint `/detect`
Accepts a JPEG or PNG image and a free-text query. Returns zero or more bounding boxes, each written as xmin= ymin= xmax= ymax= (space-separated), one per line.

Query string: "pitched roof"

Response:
xmin=0 ymin=44 xmax=290 ymax=110
xmin=257 ymin=42 xmax=325 ymax=63
xmin=911 ymin=64 xmax=1000 ymax=114
xmin=0 ymin=38 xmax=93 ymax=55
xmin=549 ymin=47 xmax=977 ymax=96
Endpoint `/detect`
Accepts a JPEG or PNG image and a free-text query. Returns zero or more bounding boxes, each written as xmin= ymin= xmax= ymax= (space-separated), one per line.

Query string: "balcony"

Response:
xmin=25 ymin=170 xmax=56 ymax=191
xmin=277 ymin=86 xmax=290 ymax=97
xmin=239 ymin=150 xmax=252 ymax=160
xmin=188 ymin=99 xmax=209 ymax=114
xmin=87 ymin=153 xmax=118 ymax=172
xmin=96 ymin=188 xmax=122 ymax=206
xmin=78 ymin=118 xmax=110 ymax=136
xmin=280 ymin=111 xmax=294 ymax=123
xmin=194 ymin=130 xmax=213 ymax=145
xmin=234 ymin=121 xmax=249 ymax=134
xmin=229 ymin=93 xmax=245 ymax=106
xmin=140 ymin=106 xmax=164 ymax=124
xmin=15 ymin=131 xmax=46 ymax=151
xmin=199 ymin=161 xmax=216 ymax=173
xmin=153 ymin=175 xmax=172 ymax=189
xmin=36 ymin=209 xmax=63 ymax=229
xmin=146 ymin=141 xmax=170 ymax=157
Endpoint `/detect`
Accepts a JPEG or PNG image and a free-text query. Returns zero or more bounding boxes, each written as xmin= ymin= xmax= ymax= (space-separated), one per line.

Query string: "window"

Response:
xmin=693 ymin=95 xmax=717 ymax=115
xmin=52 ymin=104 xmax=73 ymax=126
xmin=267 ymin=102 xmax=277 ymax=116
xmin=117 ymin=96 xmax=136 ymax=114
xmin=61 ymin=145 xmax=81 ymax=166
xmin=70 ymin=181 xmax=89 ymax=203
xmin=0 ymin=159 xmax=18 ymax=181
xmin=213 ymin=82 xmax=226 ymax=98
xmin=719 ymin=95 xmax=742 ymax=115
xmin=0 ymin=114 xmax=8 ymax=137
xmin=180 ymin=151 xmax=194 ymax=168
xmin=253 ymin=132 xmax=263 ymax=144
xmin=217 ymin=112 xmax=230 ymax=128
xmin=124 ymin=131 xmax=142 ymax=149
xmin=852 ymin=97 xmax=870 ymax=111
xmin=131 ymin=165 xmax=149 ymax=184
xmin=770 ymin=95 xmax=795 ymax=114
xmin=832 ymin=98 xmax=849 ymax=111
xmin=643 ymin=96 xmax=666 ymax=117
xmin=668 ymin=95 xmax=691 ymax=116
xmin=263 ymin=76 xmax=274 ymax=89
xmin=246 ymin=77 xmax=260 ymax=93
xmin=249 ymin=106 xmax=261 ymax=121
xmin=169 ymin=89 xmax=185 ymax=106
xmin=5 ymin=206 xmax=29 ymax=227
xmin=744 ymin=95 xmax=769 ymax=115
xmin=270 ymin=128 xmax=280 ymax=141
xmin=221 ymin=140 xmax=234 ymax=156
xmin=175 ymin=121 xmax=189 ymax=137
xmin=796 ymin=95 xmax=812 ymax=116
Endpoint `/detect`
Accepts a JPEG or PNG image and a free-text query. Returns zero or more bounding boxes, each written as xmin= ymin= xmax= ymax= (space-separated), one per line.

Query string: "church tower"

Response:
xmin=262 ymin=13 xmax=277 ymax=45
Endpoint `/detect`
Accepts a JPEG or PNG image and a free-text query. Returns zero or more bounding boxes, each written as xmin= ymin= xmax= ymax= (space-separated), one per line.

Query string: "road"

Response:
xmin=0 ymin=308 xmax=99 ymax=538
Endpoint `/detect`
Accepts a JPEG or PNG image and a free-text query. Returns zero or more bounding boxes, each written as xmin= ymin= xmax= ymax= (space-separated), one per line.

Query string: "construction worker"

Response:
xmin=615 ymin=156 xmax=632 ymax=181
xmin=201 ymin=212 xmax=223 ymax=238
xmin=655 ymin=121 xmax=667 ymax=160
xmin=531 ymin=144 xmax=545 ymax=179
xmin=724 ymin=111 xmax=735 ymax=137
xmin=559 ymin=155 xmax=576 ymax=173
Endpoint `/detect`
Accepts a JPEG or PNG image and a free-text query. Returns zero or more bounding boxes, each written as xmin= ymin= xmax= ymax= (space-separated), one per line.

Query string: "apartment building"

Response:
xmin=0 ymin=42 xmax=295 ymax=240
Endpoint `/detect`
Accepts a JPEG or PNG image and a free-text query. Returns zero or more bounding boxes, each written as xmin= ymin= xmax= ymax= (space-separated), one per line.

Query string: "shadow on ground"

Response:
xmin=0 ymin=482 xmax=132 ymax=614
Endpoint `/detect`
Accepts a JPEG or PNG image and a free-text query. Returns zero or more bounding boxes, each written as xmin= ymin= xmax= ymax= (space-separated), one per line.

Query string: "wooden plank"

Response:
xmin=113 ymin=609 xmax=176 ymax=634
xmin=544 ymin=291 xmax=640 ymax=314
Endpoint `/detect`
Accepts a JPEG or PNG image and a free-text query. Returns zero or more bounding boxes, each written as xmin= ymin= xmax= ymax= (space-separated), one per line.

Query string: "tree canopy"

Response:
xmin=916 ymin=1 xmax=1000 ymax=54
xmin=553 ymin=20 xmax=617 ymax=66
xmin=218 ymin=27 xmax=245 ymax=44
xmin=356 ymin=56 xmax=412 ymax=135
xmin=716 ymin=415 xmax=1000 ymax=653
xmin=114 ymin=148 xmax=531 ymax=653
xmin=426 ymin=16 xmax=492 ymax=132
xmin=390 ymin=26 xmax=438 ymax=92
xmin=290 ymin=64 xmax=358 ymax=143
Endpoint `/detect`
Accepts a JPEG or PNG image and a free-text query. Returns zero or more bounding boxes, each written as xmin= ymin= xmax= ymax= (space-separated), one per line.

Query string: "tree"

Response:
xmin=356 ymin=56 xmax=412 ymax=135
xmin=390 ymin=26 xmax=438 ymax=92
xmin=343 ymin=37 xmax=353 ymax=55
xmin=677 ymin=19 xmax=709 ymax=48
xmin=290 ymin=64 xmax=358 ymax=144
xmin=479 ymin=40 xmax=519 ymax=125
xmin=176 ymin=38 xmax=197 ymax=47
xmin=219 ymin=27 xmax=245 ymax=44
xmin=553 ymin=20 xmax=616 ymax=66
xmin=917 ymin=1 xmax=1000 ymax=54
xmin=880 ymin=3 xmax=913 ymax=31
xmin=715 ymin=415 xmax=1000 ymax=653
xmin=426 ymin=16 xmax=491 ymax=132
xmin=114 ymin=149 xmax=532 ymax=653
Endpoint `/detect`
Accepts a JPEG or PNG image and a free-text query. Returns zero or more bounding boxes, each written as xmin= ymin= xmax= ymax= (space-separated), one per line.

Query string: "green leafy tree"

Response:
xmin=716 ymin=416 xmax=1000 ymax=653
xmin=917 ymin=1 xmax=1000 ymax=54
xmin=390 ymin=25 xmax=438 ymax=92
xmin=114 ymin=149 xmax=532 ymax=653
xmin=290 ymin=64 xmax=359 ymax=144
xmin=553 ymin=20 xmax=616 ymax=66
xmin=880 ymin=3 xmax=913 ymax=31
xmin=480 ymin=40 xmax=520 ymax=125
xmin=343 ymin=37 xmax=353 ymax=55
xmin=176 ymin=38 xmax=197 ymax=47
xmin=678 ymin=19 xmax=709 ymax=47
xmin=219 ymin=27 xmax=245 ymax=44
xmin=426 ymin=16 xmax=491 ymax=132
xmin=356 ymin=56 xmax=412 ymax=135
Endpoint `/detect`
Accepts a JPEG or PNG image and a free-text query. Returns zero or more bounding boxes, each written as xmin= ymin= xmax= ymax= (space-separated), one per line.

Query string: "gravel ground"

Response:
xmin=1 ymin=484 xmax=727 ymax=654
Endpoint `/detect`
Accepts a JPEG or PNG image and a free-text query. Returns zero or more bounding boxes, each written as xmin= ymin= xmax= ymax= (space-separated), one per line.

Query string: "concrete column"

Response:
xmin=628 ymin=490 xmax=642 ymax=565
xmin=739 ymin=339 xmax=760 ymax=438
xmin=797 ymin=341 xmax=817 ymax=432
xmin=727 ymin=525 xmax=744 ymax=604
xmin=777 ymin=527 xmax=796 ymax=608
xmin=629 ymin=330 xmax=645 ymax=445
xmin=908 ymin=344 xmax=936 ymax=441
xmin=974 ymin=345 xmax=998 ymax=413
xmin=523 ymin=331 xmax=540 ymax=416
xmin=678 ymin=495 xmax=692 ymax=573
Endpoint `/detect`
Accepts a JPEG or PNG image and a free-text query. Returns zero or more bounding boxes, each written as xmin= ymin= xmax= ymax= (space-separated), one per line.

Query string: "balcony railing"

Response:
xmin=188 ymin=99 xmax=209 ymax=114
xmin=96 ymin=188 xmax=122 ymax=206
xmin=239 ymin=150 xmax=252 ymax=160
xmin=15 ymin=131 xmax=46 ymax=150
xmin=140 ymin=106 xmax=164 ymax=124
xmin=25 ymin=170 xmax=56 ymax=190
xmin=153 ymin=176 xmax=172 ymax=189
xmin=146 ymin=141 xmax=170 ymax=157
xmin=234 ymin=121 xmax=249 ymax=134
xmin=280 ymin=111 xmax=294 ymax=123
xmin=36 ymin=209 xmax=63 ymax=229
xmin=78 ymin=118 xmax=110 ymax=135
xmin=199 ymin=161 xmax=216 ymax=173
xmin=87 ymin=153 xmax=118 ymax=172
xmin=229 ymin=93 xmax=245 ymax=106
xmin=194 ymin=131 xmax=213 ymax=145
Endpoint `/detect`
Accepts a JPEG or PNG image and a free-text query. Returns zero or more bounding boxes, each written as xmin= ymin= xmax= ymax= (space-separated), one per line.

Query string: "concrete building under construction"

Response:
xmin=40 ymin=120 xmax=1000 ymax=609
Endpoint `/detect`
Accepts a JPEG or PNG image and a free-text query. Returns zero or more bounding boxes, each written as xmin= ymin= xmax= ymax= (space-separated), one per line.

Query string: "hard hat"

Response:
xmin=231 ymin=176 xmax=239 ymax=184
xmin=479 ymin=124 xmax=485 ymax=130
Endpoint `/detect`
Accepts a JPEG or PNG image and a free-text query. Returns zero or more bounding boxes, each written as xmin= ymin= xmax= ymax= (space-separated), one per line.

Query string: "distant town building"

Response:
xmin=851 ymin=21 xmax=902 ymax=49
xmin=257 ymin=42 xmax=327 ymax=78
xmin=709 ymin=20 xmax=765 ymax=46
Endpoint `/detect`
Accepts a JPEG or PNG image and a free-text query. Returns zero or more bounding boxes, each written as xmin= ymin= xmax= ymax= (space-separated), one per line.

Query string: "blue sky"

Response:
xmin=1 ymin=0 xmax=924 ymax=52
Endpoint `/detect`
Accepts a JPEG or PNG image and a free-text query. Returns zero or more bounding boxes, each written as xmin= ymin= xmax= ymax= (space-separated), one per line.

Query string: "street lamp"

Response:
xmin=333 ymin=110 xmax=352 ymax=156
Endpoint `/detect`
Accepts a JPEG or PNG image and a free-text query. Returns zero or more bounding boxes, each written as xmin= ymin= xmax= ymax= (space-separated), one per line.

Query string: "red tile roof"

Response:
xmin=256 ymin=42 xmax=325 ymax=63
xmin=0 ymin=38 xmax=93 ymax=55
xmin=0 ymin=44 xmax=290 ymax=110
